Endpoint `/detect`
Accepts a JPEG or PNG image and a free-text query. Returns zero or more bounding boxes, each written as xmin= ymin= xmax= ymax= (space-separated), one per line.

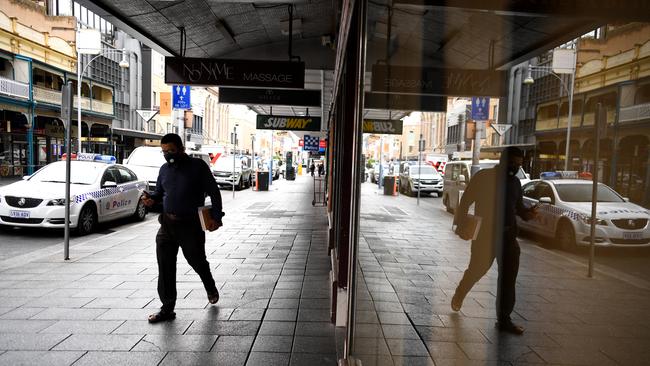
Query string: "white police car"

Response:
xmin=518 ymin=171 xmax=650 ymax=249
xmin=0 ymin=154 xmax=147 ymax=235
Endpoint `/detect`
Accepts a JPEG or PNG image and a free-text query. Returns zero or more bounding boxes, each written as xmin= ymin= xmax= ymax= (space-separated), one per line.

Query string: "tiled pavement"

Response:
xmin=353 ymin=184 xmax=650 ymax=366
xmin=0 ymin=175 xmax=339 ymax=366
xmin=3 ymin=175 xmax=650 ymax=366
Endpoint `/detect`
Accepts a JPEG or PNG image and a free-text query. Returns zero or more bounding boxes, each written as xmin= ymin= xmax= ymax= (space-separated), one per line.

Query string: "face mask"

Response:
xmin=164 ymin=152 xmax=179 ymax=164
xmin=507 ymin=165 xmax=519 ymax=176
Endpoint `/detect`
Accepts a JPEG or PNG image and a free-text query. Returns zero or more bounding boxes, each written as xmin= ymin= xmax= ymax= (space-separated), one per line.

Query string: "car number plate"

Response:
xmin=10 ymin=210 xmax=30 ymax=219
xmin=623 ymin=232 xmax=642 ymax=240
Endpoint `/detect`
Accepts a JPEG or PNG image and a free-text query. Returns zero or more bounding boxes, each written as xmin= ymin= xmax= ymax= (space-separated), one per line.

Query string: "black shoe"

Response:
xmin=208 ymin=290 xmax=219 ymax=304
xmin=148 ymin=311 xmax=176 ymax=323
xmin=496 ymin=321 xmax=524 ymax=335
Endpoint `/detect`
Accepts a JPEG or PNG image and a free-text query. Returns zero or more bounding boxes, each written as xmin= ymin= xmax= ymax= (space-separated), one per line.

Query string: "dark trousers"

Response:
xmin=156 ymin=214 xmax=217 ymax=313
xmin=455 ymin=230 xmax=520 ymax=322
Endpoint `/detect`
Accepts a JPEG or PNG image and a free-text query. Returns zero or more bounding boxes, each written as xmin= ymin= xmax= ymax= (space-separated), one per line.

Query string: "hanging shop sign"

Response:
xmin=165 ymin=57 xmax=305 ymax=89
xmin=371 ymin=64 xmax=506 ymax=97
xmin=363 ymin=119 xmax=404 ymax=135
xmin=256 ymin=115 xmax=321 ymax=131
xmin=219 ymin=88 xmax=320 ymax=107
xmin=364 ymin=92 xmax=446 ymax=112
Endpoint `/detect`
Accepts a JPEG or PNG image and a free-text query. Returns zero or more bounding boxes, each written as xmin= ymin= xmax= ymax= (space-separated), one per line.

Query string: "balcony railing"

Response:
xmin=33 ymin=86 xmax=62 ymax=105
xmin=92 ymin=100 xmax=113 ymax=115
xmin=0 ymin=76 xmax=29 ymax=99
xmin=73 ymin=95 xmax=91 ymax=110
xmin=619 ymin=103 xmax=650 ymax=123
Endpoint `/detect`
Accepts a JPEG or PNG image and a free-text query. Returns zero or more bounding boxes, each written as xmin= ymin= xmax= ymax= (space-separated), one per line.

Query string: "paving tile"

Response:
xmin=0 ymin=308 xmax=46 ymax=320
xmin=185 ymin=320 xmax=260 ymax=336
xmin=0 ymin=320 xmax=55 ymax=333
xmin=0 ymin=333 xmax=69 ymax=351
xmin=132 ymin=334 xmax=218 ymax=352
xmin=71 ymin=351 xmax=165 ymax=366
xmin=424 ymin=341 xmax=468 ymax=361
xmin=378 ymin=312 xmax=411 ymax=325
xmin=160 ymin=351 xmax=247 ymax=366
xmin=392 ymin=356 xmax=435 ymax=366
xmin=39 ymin=320 xmax=123 ymax=334
xmin=252 ymin=335 xmax=293 ymax=353
xmin=246 ymin=352 xmax=290 ymax=366
xmin=292 ymin=336 xmax=336 ymax=354
xmin=386 ymin=339 xmax=430 ymax=356
xmin=294 ymin=321 xmax=335 ymax=337
xmin=289 ymin=352 xmax=338 ymax=366
xmin=111 ymin=320 xmax=193 ymax=335
xmin=258 ymin=321 xmax=296 ymax=336
xmin=531 ymin=346 xmax=618 ymax=365
xmin=272 ymin=289 xmax=302 ymax=299
xmin=381 ymin=324 xmax=420 ymax=339
xmin=269 ymin=298 xmax=300 ymax=309
xmin=230 ymin=308 xmax=265 ymax=321
xmin=353 ymin=337 xmax=391 ymax=355
xmin=0 ymin=351 xmax=84 ymax=366
xmin=264 ymin=309 xmax=298 ymax=322
xmin=52 ymin=334 xmax=142 ymax=351
xmin=353 ymin=354 xmax=394 ymax=366
xmin=297 ymin=308 xmax=330 ymax=322
xmin=212 ymin=336 xmax=255 ymax=353
xmin=83 ymin=298 xmax=154 ymax=309
xmin=31 ymin=308 xmax=109 ymax=321
xmin=416 ymin=326 xmax=489 ymax=343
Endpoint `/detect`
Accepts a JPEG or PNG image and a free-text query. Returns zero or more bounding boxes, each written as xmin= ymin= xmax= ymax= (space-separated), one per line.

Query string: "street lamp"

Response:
xmin=523 ymin=62 xmax=576 ymax=171
xmin=77 ymin=48 xmax=129 ymax=152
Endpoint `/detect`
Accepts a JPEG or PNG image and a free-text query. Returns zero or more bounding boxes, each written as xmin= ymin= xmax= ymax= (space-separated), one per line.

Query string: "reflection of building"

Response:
xmin=528 ymin=24 xmax=650 ymax=206
xmin=421 ymin=111 xmax=446 ymax=154
xmin=0 ymin=1 xmax=78 ymax=178
xmin=204 ymin=89 xmax=256 ymax=154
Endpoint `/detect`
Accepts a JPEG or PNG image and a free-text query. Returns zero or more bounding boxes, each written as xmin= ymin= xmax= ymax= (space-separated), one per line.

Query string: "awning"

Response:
xmin=112 ymin=127 xmax=163 ymax=140
xmin=481 ymin=144 xmax=536 ymax=152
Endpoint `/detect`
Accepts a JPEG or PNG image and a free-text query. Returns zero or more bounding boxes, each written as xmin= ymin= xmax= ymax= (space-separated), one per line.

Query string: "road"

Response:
xmin=2 ymin=180 xmax=649 ymax=283
xmin=369 ymin=181 xmax=650 ymax=283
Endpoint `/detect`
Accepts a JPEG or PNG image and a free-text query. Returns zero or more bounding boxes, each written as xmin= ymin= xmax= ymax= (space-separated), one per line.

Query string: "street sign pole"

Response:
xmin=61 ymin=81 xmax=73 ymax=260
xmin=417 ymin=135 xmax=424 ymax=206
xmin=588 ymin=103 xmax=606 ymax=278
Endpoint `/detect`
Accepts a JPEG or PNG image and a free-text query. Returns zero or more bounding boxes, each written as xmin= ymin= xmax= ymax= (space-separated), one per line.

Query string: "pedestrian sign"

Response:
xmin=172 ymin=85 xmax=191 ymax=109
xmin=471 ymin=97 xmax=490 ymax=121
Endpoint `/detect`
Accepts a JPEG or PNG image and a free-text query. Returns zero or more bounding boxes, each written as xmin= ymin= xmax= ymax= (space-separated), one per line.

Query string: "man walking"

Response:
xmin=142 ymin=133 xmax=224 ymax=323
xmin=451 ymin=147 xmax=536 ymax=334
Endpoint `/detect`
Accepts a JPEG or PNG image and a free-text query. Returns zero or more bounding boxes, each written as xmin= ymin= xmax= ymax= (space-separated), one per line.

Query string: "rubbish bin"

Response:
xmin=286 ymin=167 xmax=296 ymax=181
xmin=257 ymin=171 xmax=269 ymax=191
xmin=383 ymin=176 xmax=396 ymax=195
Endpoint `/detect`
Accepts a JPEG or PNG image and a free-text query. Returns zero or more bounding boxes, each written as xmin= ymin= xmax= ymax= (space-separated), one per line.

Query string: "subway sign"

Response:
xmin=363 ymin=119 xmax=403 ymax=135
xmin=165 ymin=57 xmax=305 ymax=89
xmin=256 ymin=115 xmax=321 ymax=131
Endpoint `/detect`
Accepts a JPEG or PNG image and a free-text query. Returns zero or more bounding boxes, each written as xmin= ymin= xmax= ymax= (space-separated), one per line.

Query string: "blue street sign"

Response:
xmin=303 ymin=135 xmax=319 ymax=152
xmin=172 ymin=85 xmax=191 ymax=109
xmin=471 ymin=97 xmax=490 ymax=121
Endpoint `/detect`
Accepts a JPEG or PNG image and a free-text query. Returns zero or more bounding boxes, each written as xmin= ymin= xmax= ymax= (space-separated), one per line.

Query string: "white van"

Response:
xmin=442 ymin=160 xmax=530 ymax=213
xmin=123 ymin=146 xmax=212 ymax=191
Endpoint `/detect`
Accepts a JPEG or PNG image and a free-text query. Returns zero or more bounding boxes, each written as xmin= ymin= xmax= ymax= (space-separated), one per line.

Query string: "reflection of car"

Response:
xmin=212 ymin=155 xmax=253 ymax=190
xmin=399 ymin=165 xmax=443 ymax=197
xmin=442 ymin=160 xmax=530 ymax=212
xmin=518 ymin=176 xmax=650 ymax=250
xmin=442 ymin=160 xmax=498 ymax=213
xmin=0 ymin=154 xmax=147 ymax=235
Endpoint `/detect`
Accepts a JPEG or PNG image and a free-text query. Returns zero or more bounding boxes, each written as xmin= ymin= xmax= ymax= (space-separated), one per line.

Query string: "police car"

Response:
xmin=518 ymin=171 xmax=650 ymax=249
xmin=0 ymin=154 xmax=147 ymax=235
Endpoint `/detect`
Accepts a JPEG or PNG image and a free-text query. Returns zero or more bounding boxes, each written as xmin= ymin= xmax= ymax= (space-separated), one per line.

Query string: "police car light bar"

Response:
xmin=541 ymin=171 xmax=584 ymax=180
xmin=75 ymin=153 xmax=116 ymax=164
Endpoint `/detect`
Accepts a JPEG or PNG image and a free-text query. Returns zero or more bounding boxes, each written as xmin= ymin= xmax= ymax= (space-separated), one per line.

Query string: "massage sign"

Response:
xmin=257 ymin=115 xmax=322 ymax=132
xmin=165 ymin=57 xmax=305 ymax=89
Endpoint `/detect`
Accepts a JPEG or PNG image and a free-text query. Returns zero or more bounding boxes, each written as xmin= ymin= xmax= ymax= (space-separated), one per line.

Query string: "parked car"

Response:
xmin=518 ymin=175 xmax=650 ymax=250
xmin=212 ymin=155 xmax=253 ymax=190
xmin=0 ymin=154 xmax=147 ymax=235
xmin=399 ymin=165 xmax=444 ymax=197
